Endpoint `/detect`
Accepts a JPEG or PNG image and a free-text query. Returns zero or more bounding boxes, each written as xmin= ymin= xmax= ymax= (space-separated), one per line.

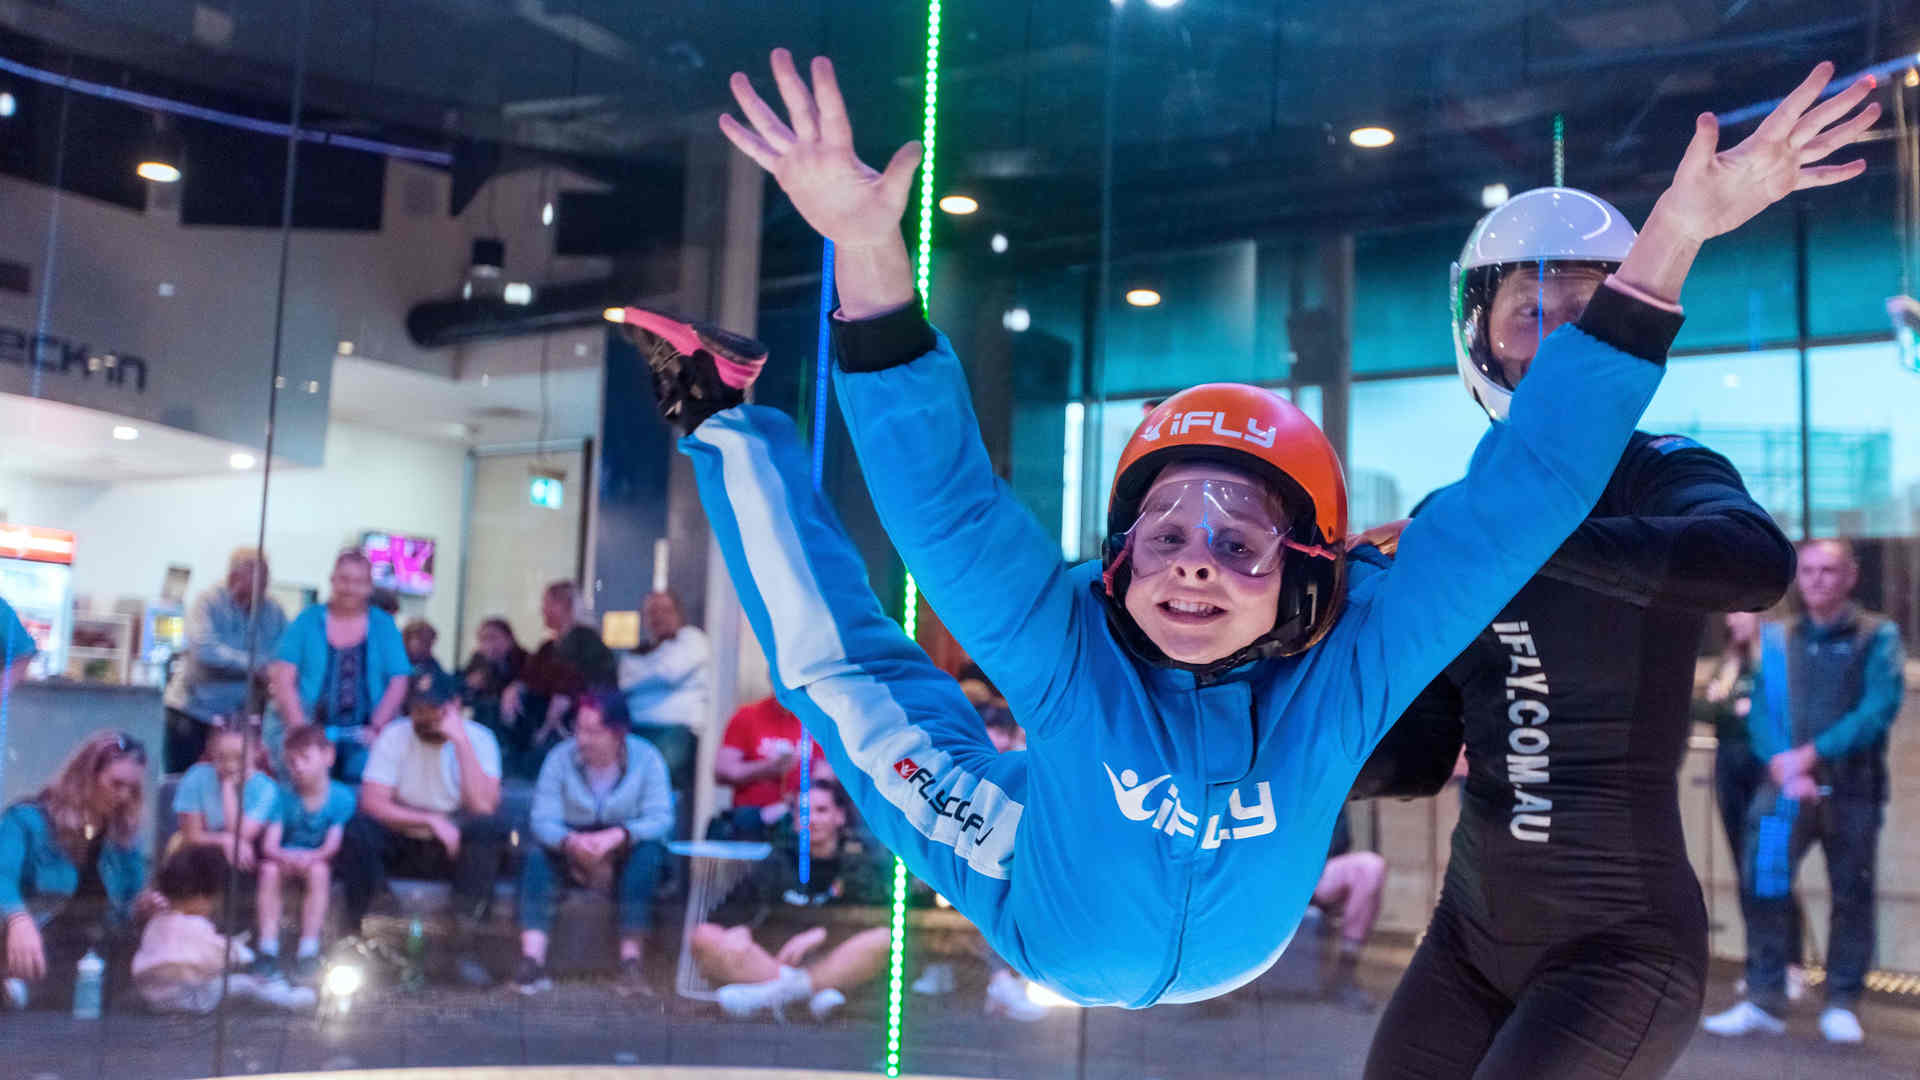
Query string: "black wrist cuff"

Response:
xmin=832 ymin=299 xmax=938 ymax=373
xmin=1576 ymin=284 xmax=1683 ymax=366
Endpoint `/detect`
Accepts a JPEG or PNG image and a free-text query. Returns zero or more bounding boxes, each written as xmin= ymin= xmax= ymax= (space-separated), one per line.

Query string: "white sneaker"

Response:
xmin=1702 ymin=1001 xmax=1786 ymax=1037
xmin=911 ymin=962 xmax=956 ymax=996
xmin=1818 ymin=1006 xmax=1864 ymax=1044
xmin=1786 ymin=965 xmax=1807 ymax=1003
xmin=715 ymin=966 xmax=812 ymax=1019
xmin=808 ymin=987 xmax=846 ymax=1021
xmin=983 ymin=970 xmax=1049 ymax=1022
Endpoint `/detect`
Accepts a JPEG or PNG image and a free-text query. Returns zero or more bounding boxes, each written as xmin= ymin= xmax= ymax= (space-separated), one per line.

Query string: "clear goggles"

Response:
xmin=1470 ymin=264 xmax=1608 ymax=387
xmin=1122 ymin=478 xmax=1292 ymax=580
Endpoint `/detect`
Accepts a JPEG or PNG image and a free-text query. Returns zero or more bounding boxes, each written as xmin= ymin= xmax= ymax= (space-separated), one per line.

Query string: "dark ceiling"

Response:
xmin=3 ymin=1 xmax=1917 ymax=276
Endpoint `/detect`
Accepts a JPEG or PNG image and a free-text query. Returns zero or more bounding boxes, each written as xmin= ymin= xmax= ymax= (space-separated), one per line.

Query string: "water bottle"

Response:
xmin=72 ymin=949 xmax=104 ymax=1020
xmin=405 ymin=918 xmax=426 ymax=991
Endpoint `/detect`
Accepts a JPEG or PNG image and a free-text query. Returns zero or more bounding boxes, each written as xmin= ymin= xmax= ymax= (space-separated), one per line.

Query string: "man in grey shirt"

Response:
xmin=163 ymin=547 xmax=288 ymax=773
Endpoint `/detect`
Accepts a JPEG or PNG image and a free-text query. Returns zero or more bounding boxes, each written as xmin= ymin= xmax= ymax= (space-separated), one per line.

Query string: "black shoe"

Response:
xmin=613 ymin=957 xmax=658 ymax=1000
xmin=513 ymin=956 xmax=553 ymax=996
xmin=619 ymin=306 xmax=769 ymax=435
xmin=454 ymin=952 xmax=495 ymax=989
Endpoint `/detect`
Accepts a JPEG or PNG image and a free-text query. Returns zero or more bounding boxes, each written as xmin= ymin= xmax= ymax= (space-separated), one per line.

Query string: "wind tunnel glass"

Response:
xmin=1124 ymin=479 xmax=1289 ymax=580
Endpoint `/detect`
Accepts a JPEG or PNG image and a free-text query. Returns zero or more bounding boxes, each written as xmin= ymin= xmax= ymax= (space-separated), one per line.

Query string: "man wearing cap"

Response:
xmin=338 ymin=671 xmax=508 ymax=986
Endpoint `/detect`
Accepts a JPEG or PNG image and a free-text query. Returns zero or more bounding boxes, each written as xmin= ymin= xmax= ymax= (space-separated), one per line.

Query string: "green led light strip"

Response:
xmin=1553 ymin=113 xmax=1565 ymax=187
xmin=889 ymin=2 xmax=941 ymax=1075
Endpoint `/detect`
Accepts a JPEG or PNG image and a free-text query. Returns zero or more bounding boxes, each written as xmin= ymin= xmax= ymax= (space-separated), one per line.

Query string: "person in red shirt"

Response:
xmin=713 ymin=697 xmax=831 ymax=839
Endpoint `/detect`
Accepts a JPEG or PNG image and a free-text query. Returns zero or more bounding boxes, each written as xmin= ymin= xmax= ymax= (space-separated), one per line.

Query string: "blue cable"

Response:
xmin=798 ymin=238 xmax=835 ymax=885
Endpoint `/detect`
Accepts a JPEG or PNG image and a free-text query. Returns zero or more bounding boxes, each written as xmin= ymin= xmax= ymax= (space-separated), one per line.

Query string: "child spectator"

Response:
xmin=133 ymin=846 xmax=313 ymax=1014
xmin=254 ymin=725 xmax=355 ymax=982
xmin=171 ymin=727 xmax=276 ymax=871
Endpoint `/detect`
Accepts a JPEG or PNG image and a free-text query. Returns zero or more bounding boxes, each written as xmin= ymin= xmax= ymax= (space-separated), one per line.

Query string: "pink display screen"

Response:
xmin=362 ymin=532 xmax=435 ymax=597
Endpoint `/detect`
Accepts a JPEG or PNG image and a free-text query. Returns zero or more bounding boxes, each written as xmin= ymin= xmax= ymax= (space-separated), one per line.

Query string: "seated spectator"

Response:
xmin=370 ymin=588 xmax=401 ymax=616
xmin=502 ymin=581 xmax=617 ymax=778
xmin=269 ymin=550 xmax=411 ymax=781
xmin=404 ymin=618 xmax=449 ymax=683
xmin=1 ymin=731 xmax=150 ymax=1011
xmin=712 ymin=695 xmax=830 ymax=840
xmin=513 ymin=691 xmax=672 ymax=998
xmin=339 ymin=672 xmax=507 ymax=987
xmin=619 ymin=590 xmax=711 ymax=837
xmin=132 ymin=845 xmax=313 ymax=1014
xmin=461 ymin=616 xmax=527 ymax=747
xmin=2 ymin=592 xmax=35 ymax=685
xmin=691 ymin=779 xmax=891 ymax=1021
xmin=170 ymin=727 xmax=276 ymax=872
xmin=1310 ymin=807 xmax=1386 ymax=1011
xmin=254 ymin=724 xmax=356 ymax=983
xmin=162 ymin=547 xmax=287 ymax=773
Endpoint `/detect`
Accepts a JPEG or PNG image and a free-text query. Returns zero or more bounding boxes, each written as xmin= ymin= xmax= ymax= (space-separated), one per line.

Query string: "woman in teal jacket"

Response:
xmin=1 ymin=731 xmax=150 ymax=1008
xmin=643 ymin=51 xmax=1861 ymax=1009
xmin=268 ymin=550 xmax=410 ymax=780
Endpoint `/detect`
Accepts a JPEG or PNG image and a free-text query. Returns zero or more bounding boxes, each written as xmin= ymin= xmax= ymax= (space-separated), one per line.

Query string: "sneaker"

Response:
xmin=1321 ymin=979 xmax=1379 ymax=1013
xmin=454 ymin=952 xmax=495 ymax=989
xmin=248 ymin=953 xmax=281 ymax=981
xmin=1702 ymin=1001 xmax=1786 ymax=1037
xmin=808 ymin=987 xmax=846 ymax=1021
xmin=1787 ymin=964 xmax=1808 ymax=1003
xmin=715 ymin=965 xmax=812 ymax=1019
xmin=613 ymin=957 xmax=657 ymax=1000
xmin=1818 ymin=1006 xmax=1864 ymax=1044
xmin=912 ymin=962 xmax=957 ymax=996
xmin=622 ymin=306 xmax=769 ymax=435
xmin=983 ymin=970 xmax=1049 ymax=1022
xmin=291 ymin=953 xmax=324 ymax=985
xmin=247 ymin=977 xmax=318 ymax=1012
xmin=512 ymin=956 xmax=553 ymax=996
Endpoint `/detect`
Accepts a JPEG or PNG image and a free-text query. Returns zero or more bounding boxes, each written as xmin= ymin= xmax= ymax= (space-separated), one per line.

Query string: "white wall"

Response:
xmin=461 ymin=449 xmax=585 ymax=661
xmin=0 ymin=421 xmax=468 ymax=667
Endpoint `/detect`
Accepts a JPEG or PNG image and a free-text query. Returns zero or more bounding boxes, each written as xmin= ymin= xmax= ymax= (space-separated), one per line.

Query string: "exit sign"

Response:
xmin=529 ymin=476 xmax=564 ymax=509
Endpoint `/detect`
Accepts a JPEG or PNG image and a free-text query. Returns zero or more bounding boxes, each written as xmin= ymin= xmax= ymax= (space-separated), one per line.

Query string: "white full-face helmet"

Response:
xmin=1451 ymin=187 xmax=1637 ymax=421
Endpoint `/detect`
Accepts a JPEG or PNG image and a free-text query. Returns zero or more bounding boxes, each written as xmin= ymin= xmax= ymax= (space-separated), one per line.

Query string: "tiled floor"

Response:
xmin=6 ymin=958 xmax=1918 ymax=1079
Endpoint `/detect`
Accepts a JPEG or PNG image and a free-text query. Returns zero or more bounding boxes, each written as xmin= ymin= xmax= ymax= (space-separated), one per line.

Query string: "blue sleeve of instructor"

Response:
xmin=1328 ymin=283 xmax=1681 ymax=759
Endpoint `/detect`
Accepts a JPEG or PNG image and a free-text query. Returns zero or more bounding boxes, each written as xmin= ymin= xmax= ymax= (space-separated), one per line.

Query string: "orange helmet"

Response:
xmin=1101 ymin=383 xmax=1349 ymax=666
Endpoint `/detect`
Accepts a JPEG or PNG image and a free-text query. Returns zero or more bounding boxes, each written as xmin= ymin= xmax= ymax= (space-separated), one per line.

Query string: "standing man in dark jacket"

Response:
xmin=1705 ymin=538 xmax=1905 ymax=1044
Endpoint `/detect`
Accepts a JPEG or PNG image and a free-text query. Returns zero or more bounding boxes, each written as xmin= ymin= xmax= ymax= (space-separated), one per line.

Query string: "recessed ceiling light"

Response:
xmin=1002 ymin=307 xmax=1031 ymax=332
xmin=0 ymin=93 xmax=15 ymax=118
xmin=228 ymin=452 xmax=256 ymax=470
xmin=990 ymin=233 xmax=1008 ymax=254
xmin=1481 ymin=183 xmax=1510 ymax=208
xmin=541 ymin=201 xmax=554 ymax=226
xmin=156 ymin=282 xmax=175 ymax=297
xmin=1348 ymin=126 xmax=1395 ymax=149
xmin=136 ymin=160 xmax=181 ymax=183
xmin=112 ymin=425 xmax=138 ymax=441
xmin=938 ymin=194 xmax=979 ymax=215
xmin=337 ymin=341 xmax=354 ymax=355
xmin=503 ymin=282 xmax=534 ymax=305
xmin=1125 ymin=288 xmax=1162 ymax=308
xmin=1146 ymin=0 xmax=1183 ymax=7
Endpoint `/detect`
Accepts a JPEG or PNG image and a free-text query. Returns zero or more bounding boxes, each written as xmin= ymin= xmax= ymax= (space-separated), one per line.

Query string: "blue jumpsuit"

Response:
xmin=680 ymin=288 xmax=1670 ymax=1008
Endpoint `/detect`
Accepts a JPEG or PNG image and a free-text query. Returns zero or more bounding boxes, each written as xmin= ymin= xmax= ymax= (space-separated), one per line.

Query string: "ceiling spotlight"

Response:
xmin=602 ymin=307 xmax=627 ymax=323
xmin=136 ymin=114 xmax=184 ymax=182
xmin=1002 ymin=307 xmax=1031 ymax=332
xmin=1481 ymin=183 xmax=1510 ymax=208
xmin=502 ymin=282 xmax=534 ymax=305
xmin=1125 ymin=288 xmax=1162 ymax=308
xmin=541 ymin=201 xmax=554 ymax=226
xmin=1907 ymin=68 xmax=1919 ymax=89
xmin=938 ymin=194 xmax=979 ymax=215
xmin=136 ymin=160 xmax=181 ymax=183
xmin=112 ymin=426 xmax=138 ymax=441
xmin=0 ymin=93 xmax=15 ymax=118
xmin=337 ymin=341 xmax=354 ymax=356
xmin=228 ymin=452 xmax=256 ymax=470
xmin=990 ymin=233 xmax=1009 ymax=254
xmin=1348 ymin=126 xmax=1395 ymax=149
xmin=1146 ymin=0 xmax=1184 ymax=7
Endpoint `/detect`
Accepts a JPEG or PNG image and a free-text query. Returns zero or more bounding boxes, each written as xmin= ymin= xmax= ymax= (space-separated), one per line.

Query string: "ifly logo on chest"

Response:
xmin=1104 ymin=763 xmax=1277 ymax=850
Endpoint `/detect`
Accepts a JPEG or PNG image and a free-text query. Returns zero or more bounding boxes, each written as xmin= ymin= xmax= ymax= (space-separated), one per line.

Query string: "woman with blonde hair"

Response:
xmin=1 ymin=731 xmax=151 ymax=1009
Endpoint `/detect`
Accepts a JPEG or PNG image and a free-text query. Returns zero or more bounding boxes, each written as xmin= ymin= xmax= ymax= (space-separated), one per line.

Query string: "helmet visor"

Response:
xmin=1124 ymin=478 xmax=1288 ymax=580
xmin=1467 ymin=262 xmax=1611 ymax=389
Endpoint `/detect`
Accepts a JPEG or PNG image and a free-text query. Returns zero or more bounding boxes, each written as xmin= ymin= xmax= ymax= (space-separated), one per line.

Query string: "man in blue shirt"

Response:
xmin=1706 ymin=538 xmax=1906 ymax=1044
xmin=163 ymin=548 xmax=288 ymax=773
